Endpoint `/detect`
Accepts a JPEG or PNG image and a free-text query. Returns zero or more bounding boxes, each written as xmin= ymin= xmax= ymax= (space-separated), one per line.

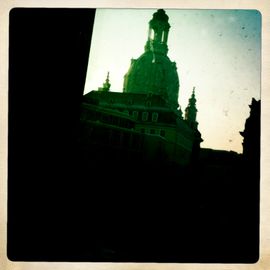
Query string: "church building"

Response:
xmin=80 ymin=9 xmax=203 ymax=166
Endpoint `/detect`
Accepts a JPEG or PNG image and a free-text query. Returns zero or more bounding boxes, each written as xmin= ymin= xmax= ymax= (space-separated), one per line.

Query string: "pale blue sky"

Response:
xmin=84 ymin=9 xmax=261 ymax=153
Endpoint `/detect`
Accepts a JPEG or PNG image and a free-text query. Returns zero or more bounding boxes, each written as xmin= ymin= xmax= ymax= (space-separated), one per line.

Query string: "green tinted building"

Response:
xmin=81 ymin=9 xmax=203 ymax=166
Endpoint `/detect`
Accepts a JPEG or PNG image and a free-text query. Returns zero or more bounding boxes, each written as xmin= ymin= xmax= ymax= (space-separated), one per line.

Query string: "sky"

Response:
xmin=84 ymin=8 xmax=261 ymax=154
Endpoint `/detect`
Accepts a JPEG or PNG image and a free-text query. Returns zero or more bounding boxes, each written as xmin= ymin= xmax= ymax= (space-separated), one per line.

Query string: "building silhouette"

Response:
xmin=77 ymin=9 xmax=260 ymax=263
xmin=240 ymin=98 xmax=261 ymax=165
xmin=80 ymin=9 xmax=203 ymax=168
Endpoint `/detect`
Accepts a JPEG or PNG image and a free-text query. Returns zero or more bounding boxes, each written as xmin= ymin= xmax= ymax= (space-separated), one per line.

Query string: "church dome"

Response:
xmin=123 ymin=51 xmax=179 ymax=109
xmin=123 ymin=9 xmax=180 ymax=109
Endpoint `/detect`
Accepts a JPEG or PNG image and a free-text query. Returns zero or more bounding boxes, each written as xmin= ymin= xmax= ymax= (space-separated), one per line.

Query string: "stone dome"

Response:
xmin=122 ymin=9 xmax=180 ymax=109
xmin=123 ymin=51 xmax=179 ymax=109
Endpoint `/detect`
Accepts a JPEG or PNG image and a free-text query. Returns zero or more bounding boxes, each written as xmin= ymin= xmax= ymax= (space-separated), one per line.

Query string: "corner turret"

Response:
xmin=185 ymin=87 xmax=198 ymax=129
xmin=98 ymin=72 xmax=111 ymax=92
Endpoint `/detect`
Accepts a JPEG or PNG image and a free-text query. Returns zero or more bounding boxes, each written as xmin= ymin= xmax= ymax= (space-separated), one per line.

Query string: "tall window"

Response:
xmin=152 ymin=112 xmax=158 ymax=122
xmin=142 ymin=112 xmax=149 ymax=121
xmin=149 ymin=29 xmax=154 ymax=40
xmin=132 ymin=111 xmax=138 ymax=120
xmin=161 ymin=31 xmax=165 ymax=43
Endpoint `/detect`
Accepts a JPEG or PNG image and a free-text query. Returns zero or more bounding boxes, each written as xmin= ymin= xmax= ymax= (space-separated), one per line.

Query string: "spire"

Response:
xmin=98 ymin=72 xmax=111 ymax=92
xmin=185 ymin=87 xmax=198 ymax=129
xmin=144 ymin=9 xmax=170 ymax=55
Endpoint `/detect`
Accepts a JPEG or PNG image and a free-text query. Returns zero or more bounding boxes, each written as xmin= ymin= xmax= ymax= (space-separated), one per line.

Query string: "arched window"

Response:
xmin=161 ymin=31 xmax=165 ymax=43
xmin=142 ymin=112 xmax=149 ymax=121
xmin=132 ymin=111 xmax=138 ymax=120
xmin=150 ymin=29 xmax=155 ymax=40
xmin=152 ymin=112 xmax=158 ymax=122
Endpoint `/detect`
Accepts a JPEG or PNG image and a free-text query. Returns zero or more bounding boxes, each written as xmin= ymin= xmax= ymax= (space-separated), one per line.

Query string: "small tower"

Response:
xmin=98 ymin=72 xmax=111 ymax=92
xmin=185 ymin=87 xmax=203 ymax=164
xmin=185 ymin=87 xmax=198 ymax=129
xmin=144 ymin=9 xmax=170 ymax=55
